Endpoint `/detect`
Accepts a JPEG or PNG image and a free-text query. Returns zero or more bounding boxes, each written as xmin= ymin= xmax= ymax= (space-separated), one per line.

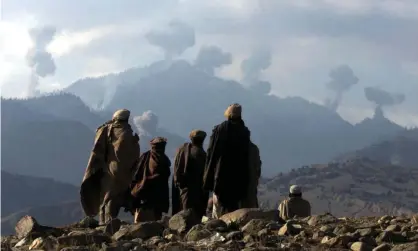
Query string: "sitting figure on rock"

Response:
xmin=172 ymin=130 xmax=209 ymax=219
xmin=80 ymin=109 xmax=140 ymax=225
xmin=278 ymin=185 xmax=311 ymax=220
xmin=131 ymin=137 xmax=171 ymax=223
xmin=203 ymin=103 xmax=251 ymax=217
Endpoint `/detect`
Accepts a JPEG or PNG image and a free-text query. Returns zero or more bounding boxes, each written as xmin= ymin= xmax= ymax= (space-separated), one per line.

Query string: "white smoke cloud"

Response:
xmin=325 ymin=64 xmax=359 ymax=111
xmin=145 ymin=20 xmax=195 ymax=61
xmin=25 ymin=25 xmax=57 ymax=97
xmin=133 ymin=110 xmax=159 ymax=137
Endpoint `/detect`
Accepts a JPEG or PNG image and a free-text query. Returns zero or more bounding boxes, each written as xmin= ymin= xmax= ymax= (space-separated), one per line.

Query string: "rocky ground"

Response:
xmin=2 ymin=209 xmax=418 ymax=251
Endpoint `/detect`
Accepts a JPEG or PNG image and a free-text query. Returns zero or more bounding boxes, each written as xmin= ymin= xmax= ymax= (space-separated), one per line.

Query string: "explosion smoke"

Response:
xmin=25 ymin=26 xmax=57 ymax=97
xmin=240 ymin=47 xmax=272 ymax=86
xmin=325 ymin=65 xmax=359 ymax=111
xmin=364 ymin=87 xmax=405 ymax=107
xmin=194 ymin=45 xmax=232 ymax=75
xmin=133 ymin=110 xmax=159 ymax=137
xmin=145 ymin=20 xmax=195 ymax=61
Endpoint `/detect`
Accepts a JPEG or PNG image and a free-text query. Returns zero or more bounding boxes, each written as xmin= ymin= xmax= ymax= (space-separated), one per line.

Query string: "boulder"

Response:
xmin=169 ymin=209 xmax=200 ymax=234
xmin=113 ymin=222 xmax=164 ymax=241
xmin=220 ymin=209 xmax=279 ymax=226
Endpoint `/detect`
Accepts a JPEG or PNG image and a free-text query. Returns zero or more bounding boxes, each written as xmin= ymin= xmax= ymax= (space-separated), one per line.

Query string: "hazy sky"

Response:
xmin=1 ymin=0 xmax=417 ymax=127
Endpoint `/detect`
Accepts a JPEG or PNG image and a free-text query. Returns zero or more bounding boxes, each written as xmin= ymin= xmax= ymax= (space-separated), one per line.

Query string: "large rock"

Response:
xmin=219 ymin=209 xmax=279 ymax=226
xmin=308 ymin=213 xmax=339 ymax=226
xmin=185 ymin=225 xmax=212 ymax=242
xmin=168 ymin=209 xmax=200 ymax=234
xmin=113 ymin=222 xmax=164 ymax=241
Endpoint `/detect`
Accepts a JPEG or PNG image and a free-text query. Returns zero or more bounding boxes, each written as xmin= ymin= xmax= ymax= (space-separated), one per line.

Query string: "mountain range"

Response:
xmin=1 ymin=58 xmax=417 ymax=236
xmin=66 ymin=59 xmax=408 ymax=176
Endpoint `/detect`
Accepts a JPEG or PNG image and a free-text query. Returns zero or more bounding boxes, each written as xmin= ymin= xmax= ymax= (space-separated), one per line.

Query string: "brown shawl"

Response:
xmin=80 ymin=121 xmax=111 ymax=217
xmin=131 ymin=150 xmax=171 ymax=213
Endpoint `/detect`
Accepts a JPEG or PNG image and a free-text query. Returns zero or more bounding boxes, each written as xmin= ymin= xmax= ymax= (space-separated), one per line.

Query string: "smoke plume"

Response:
xmin=249 ymin=80 xmax=272 ymax=95
xmin=194 ymin=45 xmax=232 ymax=75
xmin=364 ymin=87 xmax=405 ymax=107
xmin=325 ymin=64 xmax=359 ymax=111
xmin=240 ymin=48 xmax=272 ymax=86
xmin=133 ymin=110 xmax=159 ymax=137
xmin=145 ymin=20 xmax=195 ymax=61
xmin=25 ymin=26 xmax=57 ymax=97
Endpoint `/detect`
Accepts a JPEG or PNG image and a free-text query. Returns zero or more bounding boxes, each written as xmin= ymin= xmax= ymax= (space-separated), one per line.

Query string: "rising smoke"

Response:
xmin=145 ymin=20 xmax=195 ymax=61
xmin=25 ymin=26 xmax=57 ymax=97
xmin=324 ymin=64 xmax=359 ymax=111
xmin=240 ymin=48 xmax=272 ymax=86
xmin=194 ymin=45 xmax=232 ymax=75
xmin=133 ymin=110 xmax=159 ymax=137
xmin=364 ymin=87 xmax=405 ymax=107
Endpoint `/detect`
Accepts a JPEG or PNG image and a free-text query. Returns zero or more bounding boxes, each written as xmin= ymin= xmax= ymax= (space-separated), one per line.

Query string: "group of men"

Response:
xmin=80 ymin=103 xmax=311 ymax=225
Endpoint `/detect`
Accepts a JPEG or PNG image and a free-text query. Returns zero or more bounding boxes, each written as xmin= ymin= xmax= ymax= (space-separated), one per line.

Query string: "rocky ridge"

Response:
xmin=2 ymin=209 xmax=418 ymax=251
xmin=259 ymin=158 xmax=418 ymax=217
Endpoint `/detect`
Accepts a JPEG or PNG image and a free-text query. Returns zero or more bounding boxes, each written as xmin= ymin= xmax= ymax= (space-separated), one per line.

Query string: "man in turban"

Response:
xmin=131 ymin=137 xmax=171 ymax=223
xmin=80 ymin=109 xmax=140 ymax=224
xmin=203 ymin=103 xmax=251 ymax=216
xmin=278 ymin=185 xmax=311 ymax=220
xmin=172 ymin=130 xmax=209 ymax=219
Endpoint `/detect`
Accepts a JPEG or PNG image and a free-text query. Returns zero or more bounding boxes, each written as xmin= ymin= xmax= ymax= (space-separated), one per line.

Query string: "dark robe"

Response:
xmin=203 ymin=119 xmax=250 ymax=215
xmin=131 ymin=150 xmax=171 ymax=216
xmin=173 ymin=143 xmax=209 ymax=218
xmin=171 ymin=177 xmax=181 ymax=215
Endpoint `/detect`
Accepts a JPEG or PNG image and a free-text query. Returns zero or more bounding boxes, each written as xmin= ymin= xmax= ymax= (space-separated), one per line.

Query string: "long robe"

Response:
xmin=241 ymin=142 xmax=262 ymax=208
xmin=80 ymin=121 xmax=139 ymax=218
xmin=131 ymin=150 xmax=171 ymax=216
xmin=173 ymin=143 xmax=208 ymax=218
xmin=203 ymin=119 xmax=250 ymax=215
xmin=171 ymin=177 xmax=181 ymax=215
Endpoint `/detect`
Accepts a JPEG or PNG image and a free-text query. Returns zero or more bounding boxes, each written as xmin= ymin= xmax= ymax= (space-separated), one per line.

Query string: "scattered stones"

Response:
xmin=4 ymin=213 xmax=418 ymax=251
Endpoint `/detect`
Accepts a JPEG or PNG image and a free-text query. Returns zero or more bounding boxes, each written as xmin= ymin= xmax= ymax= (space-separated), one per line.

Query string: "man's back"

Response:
xmin=279 ymin=197 xmax=311 ymax=220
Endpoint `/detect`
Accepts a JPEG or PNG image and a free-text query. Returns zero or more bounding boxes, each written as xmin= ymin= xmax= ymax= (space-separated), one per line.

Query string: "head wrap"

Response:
xmin=112 ymin=109 xmax=130 ymax=121
xmin=189 ymin=130 xmax=207 ymax=140
xmin=289 ymin=185 xmax=302 ymax=195
xmin=224 ymin=103 xmax=242 ymax=119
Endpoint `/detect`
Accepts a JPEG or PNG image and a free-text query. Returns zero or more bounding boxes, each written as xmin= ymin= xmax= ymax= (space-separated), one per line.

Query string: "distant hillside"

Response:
xmin=4 ymin=92 xmax=105 ymax=130
xmin=0 ymin=171 xmax=79 ymax=217
xmin=335 ymin=128 xmax=418 ymax=168
xmin=1 ymin=98 xmax=95 ymax=184
xmin=1 ymin=95 xmax=186 ymax=184
xmin=1 ymin=201 xmax=83 ymax=236
xmin=259 ymin=158 xmax=418 ymax=217
xmin=66 ymin=59 xmax=406 ymax=175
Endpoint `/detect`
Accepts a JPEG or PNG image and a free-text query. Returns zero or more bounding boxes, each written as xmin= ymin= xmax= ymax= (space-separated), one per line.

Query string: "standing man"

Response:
xmin=80 ymin=109 xmax=140 ymax=224
xmin=172 ymin=130 xmax=209 ymax=219
xmin=241 ymin=139 xmax=262 ymax=208
xmin=203 ymin=103 xmax=251 ymax=216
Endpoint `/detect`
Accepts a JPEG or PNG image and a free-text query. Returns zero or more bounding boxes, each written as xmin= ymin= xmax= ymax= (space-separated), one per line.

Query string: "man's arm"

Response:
xmin=174 ymin=147 xmax=186 ymax=188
